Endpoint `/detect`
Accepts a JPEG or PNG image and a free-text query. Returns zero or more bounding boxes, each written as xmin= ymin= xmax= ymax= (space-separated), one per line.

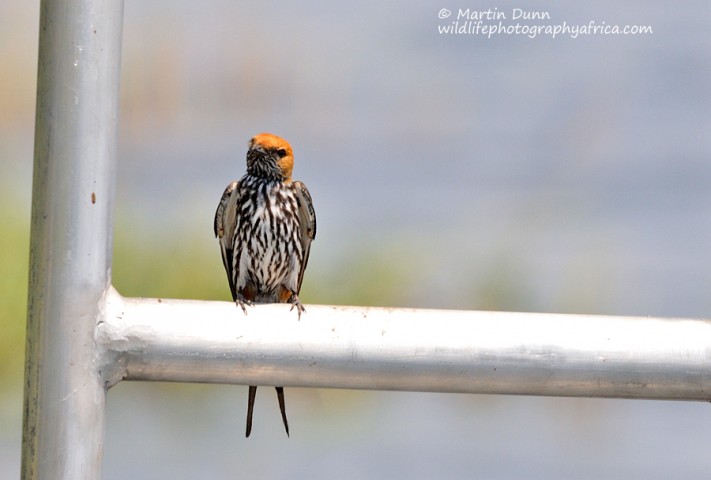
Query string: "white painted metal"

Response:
xmin=100 ymin=288 xmax=711 ymax=401
xmin=22 ymin=0 xmax=124 ymax=479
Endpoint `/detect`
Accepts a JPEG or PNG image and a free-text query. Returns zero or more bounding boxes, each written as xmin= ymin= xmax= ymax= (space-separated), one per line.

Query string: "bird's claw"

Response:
xmin=235 ymin=295 xmax=254 ymax=315
xmin=289 ymin=296 xmax=306 ymax=320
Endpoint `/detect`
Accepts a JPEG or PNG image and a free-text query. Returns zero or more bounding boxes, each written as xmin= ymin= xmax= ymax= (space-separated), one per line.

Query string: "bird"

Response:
xmin=214 ymin=132 xmax=316 ymax=437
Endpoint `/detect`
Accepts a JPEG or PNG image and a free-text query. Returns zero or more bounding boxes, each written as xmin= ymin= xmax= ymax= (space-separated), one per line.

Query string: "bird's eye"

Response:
xmin=276 ymin=148 xmax=288 ymax=158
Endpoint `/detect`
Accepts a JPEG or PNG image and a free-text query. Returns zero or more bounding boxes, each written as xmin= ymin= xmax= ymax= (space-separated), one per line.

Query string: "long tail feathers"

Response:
xmin=276 ymin=386 xmax=290 ymax=437
xmin=245 ymin=385 xmax=290 ymax=437
xmin=246 ymin=385 xmax=257 ymax=437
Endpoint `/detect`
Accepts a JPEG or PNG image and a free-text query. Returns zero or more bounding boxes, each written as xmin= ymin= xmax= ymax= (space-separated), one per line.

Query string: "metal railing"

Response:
xmin=100 ymin=292 xmax=711 ymax=401
xmin=21 ymin=0 xmax=711 ymax=479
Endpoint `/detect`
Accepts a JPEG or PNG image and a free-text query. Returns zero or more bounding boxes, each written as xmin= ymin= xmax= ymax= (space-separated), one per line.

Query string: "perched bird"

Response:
xmin=214 ymin=133 xmax=316 ymax=437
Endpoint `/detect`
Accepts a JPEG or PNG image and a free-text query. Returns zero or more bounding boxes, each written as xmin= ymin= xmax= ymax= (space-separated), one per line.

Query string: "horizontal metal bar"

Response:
xmin=99 ymin=287 xmax=711 ymax=401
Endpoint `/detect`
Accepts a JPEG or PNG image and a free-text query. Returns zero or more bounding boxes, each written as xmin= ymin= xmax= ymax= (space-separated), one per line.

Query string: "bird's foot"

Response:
xmin=289 ymin=295 xmax=306 ymax=320
xmin=235 ymin=294 xmax=254 ymax=315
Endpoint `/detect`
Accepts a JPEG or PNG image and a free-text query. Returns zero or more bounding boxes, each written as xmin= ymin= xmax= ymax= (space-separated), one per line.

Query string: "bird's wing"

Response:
xmin=292 ymin=180 xmax=316 ymax=293
xmin=214 ymin=181 xmax=239 ymax=301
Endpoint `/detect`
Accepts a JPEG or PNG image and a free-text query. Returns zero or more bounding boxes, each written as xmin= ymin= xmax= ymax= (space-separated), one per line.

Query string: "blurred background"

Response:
xmin=2 ymin=0 xmax=711 ymax=478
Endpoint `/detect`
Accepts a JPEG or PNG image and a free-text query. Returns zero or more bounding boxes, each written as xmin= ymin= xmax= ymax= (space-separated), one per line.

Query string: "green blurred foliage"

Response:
xmin=112 ymin=219 xmax=228 ymax=301
xmin=111 ymin=219 xmax=420 ymax=307
xmin=309 ymin=243 xmax=426 ymax=308
xmin=0 ymin=206 xmax=29 ymax=387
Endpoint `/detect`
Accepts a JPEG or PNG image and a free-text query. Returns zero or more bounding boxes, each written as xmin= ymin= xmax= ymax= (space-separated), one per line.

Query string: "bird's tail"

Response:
xmin=245 ymin=385 xmax=290 ymax=437
xmin=276 ymin=386 xmax=289 ymax=437
xmin=246 ymin=385 xmax=257 ymax=437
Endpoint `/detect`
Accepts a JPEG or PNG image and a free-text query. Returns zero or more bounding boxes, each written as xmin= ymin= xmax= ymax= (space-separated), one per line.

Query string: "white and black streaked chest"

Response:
xmin=232 ymin=175 xmax=303 ymax=292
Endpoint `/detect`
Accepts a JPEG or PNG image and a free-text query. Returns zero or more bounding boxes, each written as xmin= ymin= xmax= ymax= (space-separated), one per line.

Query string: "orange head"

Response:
xmin=245 ymin=133 xmax=294 ymax=182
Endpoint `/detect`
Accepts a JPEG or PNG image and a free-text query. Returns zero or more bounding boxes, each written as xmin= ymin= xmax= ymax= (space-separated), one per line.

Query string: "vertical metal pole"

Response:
xmin=22 ymin=0 xmax=123 ymax=478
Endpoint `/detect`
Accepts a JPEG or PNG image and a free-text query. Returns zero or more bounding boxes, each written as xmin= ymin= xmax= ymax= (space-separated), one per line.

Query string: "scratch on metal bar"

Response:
xmin=61 ymin=388 xmax=79 ymax=402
